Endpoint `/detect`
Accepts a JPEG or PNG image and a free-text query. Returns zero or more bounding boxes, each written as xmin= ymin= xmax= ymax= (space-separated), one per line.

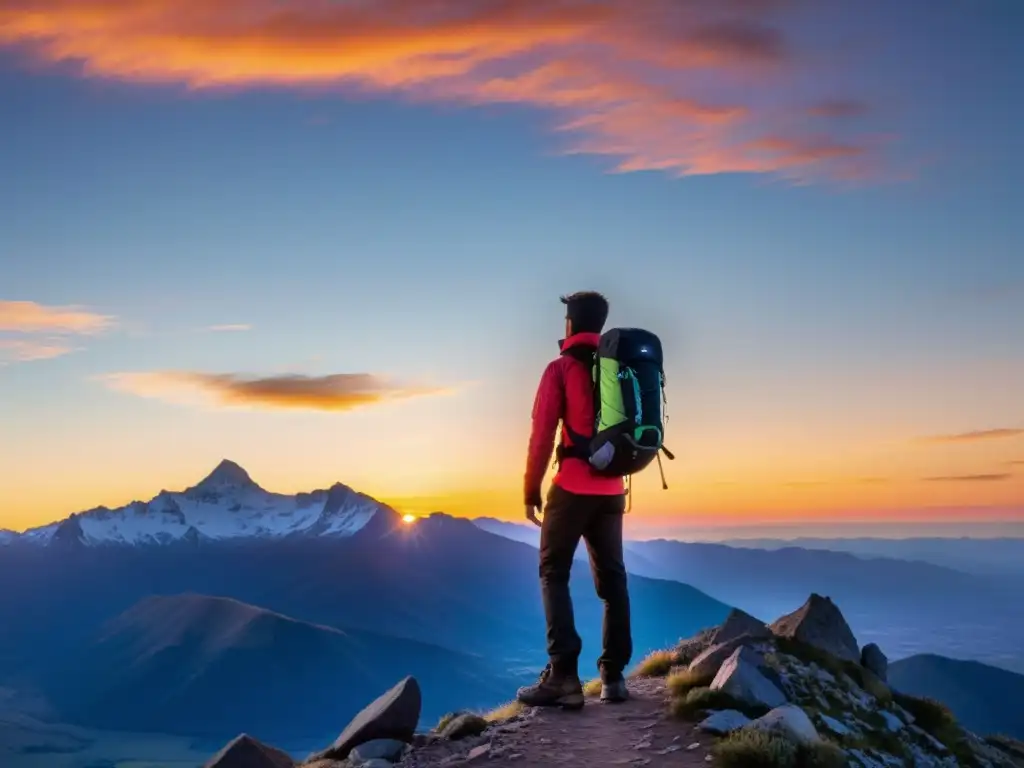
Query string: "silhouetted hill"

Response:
xmin=40 ymin=594 xmax=514 ymax=744
xmin=473 ymin=520 xmax=1024 ymax=673
xmin=723 ymin=536 xmax=1024 ymax=577
xmin=0 ymin=513 xmax=730 ymax=742
xmin=889 ymin=654 xmax=1024 ymax=739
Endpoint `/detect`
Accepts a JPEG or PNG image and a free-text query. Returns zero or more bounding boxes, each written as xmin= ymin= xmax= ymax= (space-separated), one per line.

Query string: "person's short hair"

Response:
xmin=561 ymin=291 xmax=609 ymax=334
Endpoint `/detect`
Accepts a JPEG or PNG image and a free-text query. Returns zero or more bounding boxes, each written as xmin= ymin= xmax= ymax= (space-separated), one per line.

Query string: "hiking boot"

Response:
xmin=600 ymin=677 xmax=629 ymax=703
xmin=599 ymin=670 xmax=629 ymax=703
xmin=516 ymin=664 xmax=585 ymax=710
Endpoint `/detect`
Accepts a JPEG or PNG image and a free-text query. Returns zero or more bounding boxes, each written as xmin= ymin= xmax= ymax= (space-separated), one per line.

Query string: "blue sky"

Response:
xmin=0 ymin=0 xmax=1021 ymax=533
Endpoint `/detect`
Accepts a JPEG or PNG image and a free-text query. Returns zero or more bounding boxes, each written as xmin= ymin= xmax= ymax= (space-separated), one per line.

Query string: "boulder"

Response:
xmin=698 ymin=710 xmax=751 ymax=735
xmin=748 ymin=704 xmax=820 ymax=744
xmin=710 ymin=647 xmax=787 ymax=710
xmin=769 ymin=594 xmax=860 ymax=663
xmin=309 ymin=676 xmax=421 ymax=761
xmin=688 ymin=633 xmax=765 ymax=680
xmin=879 ymin=710 xmax=904 ymax=733
xmin=203 ymin=734 xmax=294 ymax=768
xmin=348 ymin=738 xmax=408 ymax=762
xmin=819 ymin=714 xmax=853 ymax=737
xmin=861 ymin=643 xmax=888 ymax=682
xmin=712 ymin=608 xmax=770 ymax=645
xmin=439 ymin=713 xmax=489 ymax=741
xmin=674 ymin=626 xmax=717 ymax=666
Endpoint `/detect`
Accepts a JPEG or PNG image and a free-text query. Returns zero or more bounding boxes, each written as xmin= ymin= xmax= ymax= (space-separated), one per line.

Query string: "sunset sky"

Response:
xmin=1 ymin=0 xmax=1021 ymax=537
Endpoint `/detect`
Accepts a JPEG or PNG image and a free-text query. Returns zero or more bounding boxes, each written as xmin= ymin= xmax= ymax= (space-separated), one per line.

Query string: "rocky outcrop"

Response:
xmin=699 ymin=709 xmax=751 ymax=735
xmin=438 ymin=713 xmax=489 ymax=741
xmin=203 ymin=734 xmax=294 ymax=768
xmin=687 ymin=633 xmax=768 ymax=680
xmin=712 ymin=608 xmax=770 ymax=645
xmin=309 ymin=676 xmax=421 ymax=762
xmin=710 ymin=646 xmax=787 ymax=710
xmin=748 ymin=704 xmax=820 ymax=744
xmin=769 ymin=593 xmax=860 ymax=662
xmin=201 ymin=593 xmax=1023 ymax=768
xmin=861 ymin=642 xmax=888 ymax=682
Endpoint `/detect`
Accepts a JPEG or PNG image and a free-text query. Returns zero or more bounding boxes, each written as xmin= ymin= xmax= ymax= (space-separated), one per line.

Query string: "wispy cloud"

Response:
xmin=0 ymin=0 xmax=885 ymax=183
xmin=208 ymin=324 xmax=252 ymax=332
xmin=917 ymin=428 xmax=1024 ymax=444
xmin=0 ymin=339 xmax=75 ymax=363
xmin=0 ymin=300 xmax=113 ymax=365
xmin=98 ymin=371 xmax=451 ymax=412
xmin=0 ymin=300 xmax=112 ymax=334
xmin=923 ymin=474 xmax=1013 ymax=483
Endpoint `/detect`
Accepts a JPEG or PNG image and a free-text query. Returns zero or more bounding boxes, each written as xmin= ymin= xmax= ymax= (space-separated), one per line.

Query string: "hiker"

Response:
xmin=516 ymin=291 xmax=633 ymax=708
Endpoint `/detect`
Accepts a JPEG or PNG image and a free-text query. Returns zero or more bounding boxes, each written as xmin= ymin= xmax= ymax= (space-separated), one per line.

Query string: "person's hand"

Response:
xmin=525 ymin=505 xmax=542 ymax=527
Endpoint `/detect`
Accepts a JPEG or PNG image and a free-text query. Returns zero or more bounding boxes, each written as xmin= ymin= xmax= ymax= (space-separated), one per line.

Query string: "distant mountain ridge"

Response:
xmin=471 ymin=518 xmax=1024 ymax=675
xmin=5 ymin=460 xmax=394 ymax=547
xmin=42 ymin=594 xmax=516 ymax=744
xmin=890 ymin=654 xmax=1024 ymax=740
xmin=723 ymin=536 xmax=1024 ymax=577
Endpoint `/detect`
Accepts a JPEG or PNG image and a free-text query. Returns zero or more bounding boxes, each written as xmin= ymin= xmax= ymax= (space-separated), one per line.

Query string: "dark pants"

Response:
xmin=539 ymin=484 xmax=632 ymax=680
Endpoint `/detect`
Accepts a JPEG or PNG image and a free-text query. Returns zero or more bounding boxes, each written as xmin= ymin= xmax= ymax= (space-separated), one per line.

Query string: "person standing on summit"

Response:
xmin=516 ymin=291 xmax=632 ymax=709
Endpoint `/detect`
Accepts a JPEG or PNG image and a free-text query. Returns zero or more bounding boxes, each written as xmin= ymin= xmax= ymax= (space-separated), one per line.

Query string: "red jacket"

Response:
xmin=524 ymin=332 xmax=626 ymax=506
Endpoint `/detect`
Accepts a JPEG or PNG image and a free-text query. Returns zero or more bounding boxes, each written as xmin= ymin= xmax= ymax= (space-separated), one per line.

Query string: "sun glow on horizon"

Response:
xmin=401 ymin=513 xmax=418 ymax=525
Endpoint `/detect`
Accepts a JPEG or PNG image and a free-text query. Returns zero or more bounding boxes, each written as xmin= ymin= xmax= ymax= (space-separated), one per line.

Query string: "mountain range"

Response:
xmin=6 ymin=460 xmax=384 ymax=547
xmin=473 ymin=519 xmax=1024 ymax=674
xmin=0 ymin=461 xmax=731 ymax=750
xmin=722 ymin=536 xmax=1024 ymax=577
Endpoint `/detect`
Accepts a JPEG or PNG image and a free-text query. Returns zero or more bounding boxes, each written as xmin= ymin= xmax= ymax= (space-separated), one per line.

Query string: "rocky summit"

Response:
xmin=203 ymin=593 xmax=1024 ymax=768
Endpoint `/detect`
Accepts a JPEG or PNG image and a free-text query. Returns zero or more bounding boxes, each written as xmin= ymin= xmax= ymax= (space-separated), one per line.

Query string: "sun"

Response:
xmin=401 ymin=513 xmax=418 ymax=524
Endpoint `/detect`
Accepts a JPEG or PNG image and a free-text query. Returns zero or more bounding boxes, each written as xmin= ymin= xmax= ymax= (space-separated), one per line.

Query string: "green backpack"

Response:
xmin=561 ymin=328 xmax=675 ymax=496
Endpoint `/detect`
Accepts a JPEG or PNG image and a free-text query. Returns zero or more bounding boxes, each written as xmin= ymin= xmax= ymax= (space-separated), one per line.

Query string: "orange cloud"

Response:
xmin=0 ymin=300 xmax=112 ymax=334
xmin=0 ymin=339 xmax=75 ymax=363
xmin=0 ymin=0 xmax=881 ymax=182
xmin=99 ymin=370 xmax=450 ymax=412
xmin=923 ymin=474 xmax=1013 ymax=483
xmin=918 ymin=428 xmax=1024 ymax=444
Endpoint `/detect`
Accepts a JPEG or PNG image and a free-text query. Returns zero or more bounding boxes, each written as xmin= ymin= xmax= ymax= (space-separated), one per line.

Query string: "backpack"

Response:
xmin=560 ymin=328 xmax=675 ymax=498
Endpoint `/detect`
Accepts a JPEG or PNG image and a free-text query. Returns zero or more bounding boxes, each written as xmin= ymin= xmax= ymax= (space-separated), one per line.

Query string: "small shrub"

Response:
xmin=670 ymin=686 xmax=769 ymax=721
xmin=666 ymin=667 xmax=714 ymax=698
xmin=773 ymin=637 xmax=846 ymax=679
xmin=894 ymin=693 xmax=979 ymax=767
xmin=711 ymin=729 xmax=847 ymax=768
xmin=434 ymin=712 xmax=458 ymax=733
xmin=846 ymin=666 xmax=892 ymax=705
xmin=483 ymin=700 xmax=523 ymax=722
xmin=582 ymin=678 xmax=602 ymax=697
xmin=986 ymin=734 xmax=1024 ymax=761
xmin=629 ymin=649 xmax=676 ymax=678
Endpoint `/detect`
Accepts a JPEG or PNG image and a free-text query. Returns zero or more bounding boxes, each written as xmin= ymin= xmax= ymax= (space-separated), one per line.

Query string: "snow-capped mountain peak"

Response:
xmin=188 ymin=459 xmax=260 ymax=495
xmin=9 ymin=461 xmax=397 ymax=548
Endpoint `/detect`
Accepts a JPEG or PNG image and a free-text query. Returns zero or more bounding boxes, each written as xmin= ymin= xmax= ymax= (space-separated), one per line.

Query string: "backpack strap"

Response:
xmin=554 ymin=343 xmax=598 ymax=466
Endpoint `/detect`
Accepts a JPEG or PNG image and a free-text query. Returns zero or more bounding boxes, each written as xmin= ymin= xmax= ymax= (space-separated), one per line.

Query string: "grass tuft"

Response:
xmin=434 ymin=711 xmax=458 ymax=733
xmin=667 ymin=667 xmax=714 ymax=699
xmin=711 ymin=729 xmax=847 ymax=768
xmin=629 ymin=649 xmax=676 ymax=678
xmin=986 ymin=734 xmax=1024 ymax=761
xmin=482 ymin=700 xmax=523 ymax=723
xmin=582 ymin=678 xmax=602 ymax=697
xmin=670 ymin=686 xmax=769 ymax=721
xmin=893 ymin=692 xmax=980 ymax=767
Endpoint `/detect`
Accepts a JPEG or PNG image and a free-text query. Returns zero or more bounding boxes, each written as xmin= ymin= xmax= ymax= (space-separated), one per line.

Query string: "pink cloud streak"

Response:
xmin=0 ymin=0 xmax=882 ymax=183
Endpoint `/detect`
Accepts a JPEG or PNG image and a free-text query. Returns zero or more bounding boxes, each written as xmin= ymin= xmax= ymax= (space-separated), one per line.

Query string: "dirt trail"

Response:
xmin=398 ymin=677 xmax=713 ymax=767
